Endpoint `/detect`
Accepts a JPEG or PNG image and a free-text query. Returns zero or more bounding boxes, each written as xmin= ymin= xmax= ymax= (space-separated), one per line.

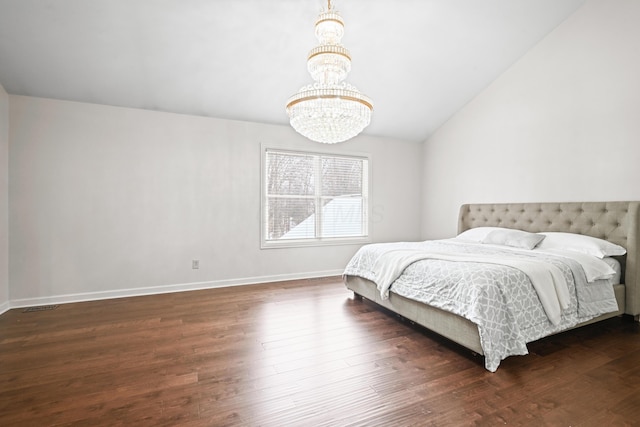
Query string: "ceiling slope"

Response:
xmin=0 ymin=0 xmax=585 ymax=142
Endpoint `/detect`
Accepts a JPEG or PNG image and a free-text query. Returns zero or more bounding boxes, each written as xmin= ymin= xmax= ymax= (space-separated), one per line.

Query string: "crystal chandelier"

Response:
xmin=286 ymin=0 xmax=373 ymax=144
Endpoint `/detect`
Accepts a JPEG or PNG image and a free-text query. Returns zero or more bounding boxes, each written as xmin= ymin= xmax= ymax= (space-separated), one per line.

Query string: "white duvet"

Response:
xmin=343 ymin=239 xmax=620 ymax=371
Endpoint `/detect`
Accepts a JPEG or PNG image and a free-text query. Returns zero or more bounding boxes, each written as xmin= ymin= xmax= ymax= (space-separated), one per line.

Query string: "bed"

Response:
xmin=343 ymin=201 xmax=640 ymax=371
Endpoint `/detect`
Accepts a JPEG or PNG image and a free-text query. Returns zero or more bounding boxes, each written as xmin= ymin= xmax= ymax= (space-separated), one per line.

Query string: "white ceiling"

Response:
xmin=0 ymin=0 xmax=585 ymax=143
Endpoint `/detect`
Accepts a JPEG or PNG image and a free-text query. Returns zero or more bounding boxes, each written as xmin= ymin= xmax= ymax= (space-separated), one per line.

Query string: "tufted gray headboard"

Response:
xmin=458 ymin=201 xmax=640 ymax=316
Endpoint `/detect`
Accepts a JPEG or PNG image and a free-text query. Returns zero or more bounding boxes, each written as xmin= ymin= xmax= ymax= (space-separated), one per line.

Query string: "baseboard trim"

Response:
xmin=0 ymin=300 xmax=10 ymax=316
xmin=8 ymin=270 xmax=344 ymax=309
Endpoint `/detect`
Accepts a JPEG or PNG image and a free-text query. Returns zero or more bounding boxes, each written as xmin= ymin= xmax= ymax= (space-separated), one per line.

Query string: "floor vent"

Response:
xmin=23 ymin=305 xmax=59 ymax=313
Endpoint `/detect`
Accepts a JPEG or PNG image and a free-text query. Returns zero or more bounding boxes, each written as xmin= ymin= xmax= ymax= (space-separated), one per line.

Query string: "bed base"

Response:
xmin=345 ymin=276 xmax=625 ymax=355
xmin=345 ymin=276 xmax=483 ymax=354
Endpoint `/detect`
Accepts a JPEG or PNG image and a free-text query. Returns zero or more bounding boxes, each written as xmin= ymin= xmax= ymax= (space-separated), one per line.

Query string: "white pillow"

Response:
xmin=481 ymin=229 xmax=545 ymax=250
xmin=537 ymin=232 xmax=626 ymax=259
xmin=455 ymin=227 xmax=507 ymax=243
xmin=456 ymin=227 xmax=545 ymax=250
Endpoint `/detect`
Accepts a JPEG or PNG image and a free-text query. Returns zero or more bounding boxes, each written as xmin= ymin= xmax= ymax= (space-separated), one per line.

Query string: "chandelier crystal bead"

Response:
xmin=286 ymin=1 xmax=373 ymax=144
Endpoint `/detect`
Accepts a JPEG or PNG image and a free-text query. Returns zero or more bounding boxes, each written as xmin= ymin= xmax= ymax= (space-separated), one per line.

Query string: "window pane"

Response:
xmin=263 ymin=147 xmax=368 ymax=246
xmin=266 ymin=152 xmax=314 ymax=196
xmin=266 ymin=197 xmax=316 ymax=240
xmin=321 ymin=197 xmax=363 ymax=237
xmin=321 ymin=156 xmax=363 ymax=197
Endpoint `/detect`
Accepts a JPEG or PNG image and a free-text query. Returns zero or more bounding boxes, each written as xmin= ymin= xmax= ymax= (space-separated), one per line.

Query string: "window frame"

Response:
xmin=260 ymin=144 xmax=371 ymax=249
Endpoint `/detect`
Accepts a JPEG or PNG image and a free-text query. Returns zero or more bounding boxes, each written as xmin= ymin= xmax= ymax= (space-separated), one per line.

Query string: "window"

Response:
xmin=262 ymin=147 xmax=369 ymax=247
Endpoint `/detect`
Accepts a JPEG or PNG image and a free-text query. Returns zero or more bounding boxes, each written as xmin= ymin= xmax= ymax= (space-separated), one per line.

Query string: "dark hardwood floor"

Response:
xmin=1 ymin=277 xmax=639 ymax=426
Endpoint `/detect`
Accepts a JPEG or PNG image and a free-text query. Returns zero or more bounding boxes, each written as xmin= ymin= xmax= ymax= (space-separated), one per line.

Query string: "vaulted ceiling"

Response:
xmin=0 ymin=0 xmax=585 ymax=142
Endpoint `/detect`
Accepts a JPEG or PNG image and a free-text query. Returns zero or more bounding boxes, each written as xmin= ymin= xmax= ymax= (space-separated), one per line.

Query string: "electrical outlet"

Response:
xmin=192 ymin=260 xmax=199 ymax=269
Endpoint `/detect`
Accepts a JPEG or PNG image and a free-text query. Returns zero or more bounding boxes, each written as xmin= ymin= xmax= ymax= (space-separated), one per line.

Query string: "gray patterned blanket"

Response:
xmin=343 ymin=240 xmax=619 ymax=371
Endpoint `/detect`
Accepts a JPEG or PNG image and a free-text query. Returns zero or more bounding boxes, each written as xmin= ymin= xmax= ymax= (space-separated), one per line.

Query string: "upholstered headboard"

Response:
xmin=458 ymin=201 xmax=640 ymax=316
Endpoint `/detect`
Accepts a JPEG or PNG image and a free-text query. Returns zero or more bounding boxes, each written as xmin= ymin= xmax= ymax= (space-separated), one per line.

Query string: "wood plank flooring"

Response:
xmin=1 ymin=276 xmax=639 ymax=426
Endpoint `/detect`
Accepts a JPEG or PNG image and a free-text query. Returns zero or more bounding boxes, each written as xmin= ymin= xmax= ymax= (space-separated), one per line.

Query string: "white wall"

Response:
xmin=8 ymin=96 xmax=422 ymax=304
xmin=0 ymin=84 xmax=8 ymax=313
xmin=421 ymin=0 xmax=640 ymax=239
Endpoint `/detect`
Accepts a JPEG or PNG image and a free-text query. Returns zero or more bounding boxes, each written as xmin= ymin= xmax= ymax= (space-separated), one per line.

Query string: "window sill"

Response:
xmin=261 ymin=236 xmax=371 ymax=249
